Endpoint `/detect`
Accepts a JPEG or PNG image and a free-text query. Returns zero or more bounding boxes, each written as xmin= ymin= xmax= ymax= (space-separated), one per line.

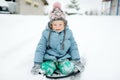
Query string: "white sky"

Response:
xmin=46 ymin=0 xmax=102 ymax=12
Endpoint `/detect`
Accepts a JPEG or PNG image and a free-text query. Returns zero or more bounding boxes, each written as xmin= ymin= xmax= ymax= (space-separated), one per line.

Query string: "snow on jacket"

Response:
xmin=34 ymin=25 xmax=80 ymax=64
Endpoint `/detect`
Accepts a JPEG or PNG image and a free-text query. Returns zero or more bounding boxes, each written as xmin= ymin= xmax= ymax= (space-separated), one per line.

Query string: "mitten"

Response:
xmin=72 ymin=60 xmax=85 ymax=72
xmin=31 ymin=64 xmax=45 ymax=75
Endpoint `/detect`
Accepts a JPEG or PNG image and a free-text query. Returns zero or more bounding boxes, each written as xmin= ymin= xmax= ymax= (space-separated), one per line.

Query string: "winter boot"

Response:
xmin=41 ymin=61 xmax=56 ymax=76
xmin=57 ymin=59 xmax=74 ymax=75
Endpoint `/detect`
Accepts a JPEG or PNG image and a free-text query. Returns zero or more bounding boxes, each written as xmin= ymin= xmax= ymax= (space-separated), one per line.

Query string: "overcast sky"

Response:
xmin=46 ymin=0 xmax=102 ymax=12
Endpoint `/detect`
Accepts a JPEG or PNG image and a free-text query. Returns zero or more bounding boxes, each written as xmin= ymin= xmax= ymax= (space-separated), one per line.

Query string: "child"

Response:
xmin=31 ymin=2 xmax=83 ymax=78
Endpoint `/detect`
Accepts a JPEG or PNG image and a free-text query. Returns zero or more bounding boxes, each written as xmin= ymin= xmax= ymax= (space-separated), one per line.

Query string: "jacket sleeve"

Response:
xmin=69 ymin=30 xmax=80 ymax=60
xmin=34 ymin=30 xmax=47 ymax=64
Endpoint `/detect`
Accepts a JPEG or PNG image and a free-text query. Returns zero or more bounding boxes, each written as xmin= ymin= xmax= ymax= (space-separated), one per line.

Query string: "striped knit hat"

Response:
xmin=49 ymin=2 xmax=67 ymax=27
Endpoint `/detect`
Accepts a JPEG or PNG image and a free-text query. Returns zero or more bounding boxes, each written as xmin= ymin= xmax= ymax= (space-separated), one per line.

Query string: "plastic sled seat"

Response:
xmin=39 ymin=70 xmax=80 ymax=79
xmin=48 ymin=70 xmax=80 ymax=79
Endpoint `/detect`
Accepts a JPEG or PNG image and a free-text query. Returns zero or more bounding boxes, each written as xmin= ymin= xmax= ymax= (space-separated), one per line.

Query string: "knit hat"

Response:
xmin=48 ymin=2 xmax=67 ymax=27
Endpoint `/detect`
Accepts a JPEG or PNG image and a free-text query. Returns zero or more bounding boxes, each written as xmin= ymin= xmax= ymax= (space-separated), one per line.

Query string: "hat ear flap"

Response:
xmin=48 ymin=22 xmax=52 ymax=29
xmin=64 ymin=19 xmax=67 ymax=26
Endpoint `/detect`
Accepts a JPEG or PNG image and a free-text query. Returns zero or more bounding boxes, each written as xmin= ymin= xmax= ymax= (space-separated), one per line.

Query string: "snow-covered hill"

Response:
xmin=0 ymin=15 xmax=120 ymax=80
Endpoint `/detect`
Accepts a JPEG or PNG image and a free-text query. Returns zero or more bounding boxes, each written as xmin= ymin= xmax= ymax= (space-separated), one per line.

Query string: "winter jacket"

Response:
xmin=34 ymin=25 xmax=80 ymax=64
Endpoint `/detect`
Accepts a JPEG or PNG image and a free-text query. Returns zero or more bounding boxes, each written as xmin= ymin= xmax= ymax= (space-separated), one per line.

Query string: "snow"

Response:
xmin=0 ymin=14 xmax=120 ymax=80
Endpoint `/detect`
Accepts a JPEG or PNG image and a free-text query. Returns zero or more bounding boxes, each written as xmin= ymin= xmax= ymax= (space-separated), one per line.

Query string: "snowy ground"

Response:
xmin=0 ymin=15 xmax=120 ymax=80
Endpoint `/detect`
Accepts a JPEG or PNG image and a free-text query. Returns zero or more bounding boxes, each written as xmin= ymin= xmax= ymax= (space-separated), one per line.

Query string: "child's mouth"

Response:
xmin=56 ymin=29 xmax=61 ymax=31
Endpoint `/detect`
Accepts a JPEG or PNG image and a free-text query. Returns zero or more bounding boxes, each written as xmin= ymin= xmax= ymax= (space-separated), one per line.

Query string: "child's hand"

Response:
xmin=31 ymin=64 xmax=45 ymax=75
xmin=72 ymin=60 xmax=80 ymax=65
xmin=31 ymin=64 xmax=40 ymax=75
xmin=72 ymin=60 xmax=85 ymax=72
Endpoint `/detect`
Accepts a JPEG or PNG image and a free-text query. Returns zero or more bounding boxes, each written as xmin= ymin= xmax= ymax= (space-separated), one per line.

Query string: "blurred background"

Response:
xmin=0 ymin=0 xmax=120 ymax=80
xmin=0 ymin=0 xmax=120 ymax=15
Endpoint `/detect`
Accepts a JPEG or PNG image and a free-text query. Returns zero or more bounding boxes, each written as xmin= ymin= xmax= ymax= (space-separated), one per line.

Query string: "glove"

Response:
xmin=72 ymin=60 xmax=85 ymax=72
xmin=31 ymin=64 xmax=45 ymax=75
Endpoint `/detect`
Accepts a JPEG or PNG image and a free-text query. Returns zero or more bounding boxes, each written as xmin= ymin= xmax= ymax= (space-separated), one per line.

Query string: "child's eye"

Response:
xmin=53 ymin=24 xmax=57 ymax=26
xmin=59 ymin=24 xmax=62 ymax=26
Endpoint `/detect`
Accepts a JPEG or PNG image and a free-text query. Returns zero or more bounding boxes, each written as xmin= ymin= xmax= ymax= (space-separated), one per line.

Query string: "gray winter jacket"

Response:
xmin=34 ymin=25 xmax=80 ymax=64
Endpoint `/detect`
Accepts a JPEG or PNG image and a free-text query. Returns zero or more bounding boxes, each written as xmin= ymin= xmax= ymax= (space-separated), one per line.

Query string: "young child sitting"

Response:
xmin=31 ymin=2 xmax=82 ymax=77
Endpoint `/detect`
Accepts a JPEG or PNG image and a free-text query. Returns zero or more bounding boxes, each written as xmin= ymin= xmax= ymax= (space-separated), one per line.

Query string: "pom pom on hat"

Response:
xmin=49 ymin=2 xmax=65 ymax=20
xmin=53 ymin=2 xmax=61 ymax=9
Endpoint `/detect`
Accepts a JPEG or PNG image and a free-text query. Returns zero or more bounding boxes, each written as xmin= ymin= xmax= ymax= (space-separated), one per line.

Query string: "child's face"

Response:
xmin=51 ymin=20 xmax=65 ymax=32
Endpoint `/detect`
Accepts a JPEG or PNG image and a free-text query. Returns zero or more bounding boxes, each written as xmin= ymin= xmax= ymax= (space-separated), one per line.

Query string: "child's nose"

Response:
xmin=56 ymin=25 xmax=60 ymax=27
